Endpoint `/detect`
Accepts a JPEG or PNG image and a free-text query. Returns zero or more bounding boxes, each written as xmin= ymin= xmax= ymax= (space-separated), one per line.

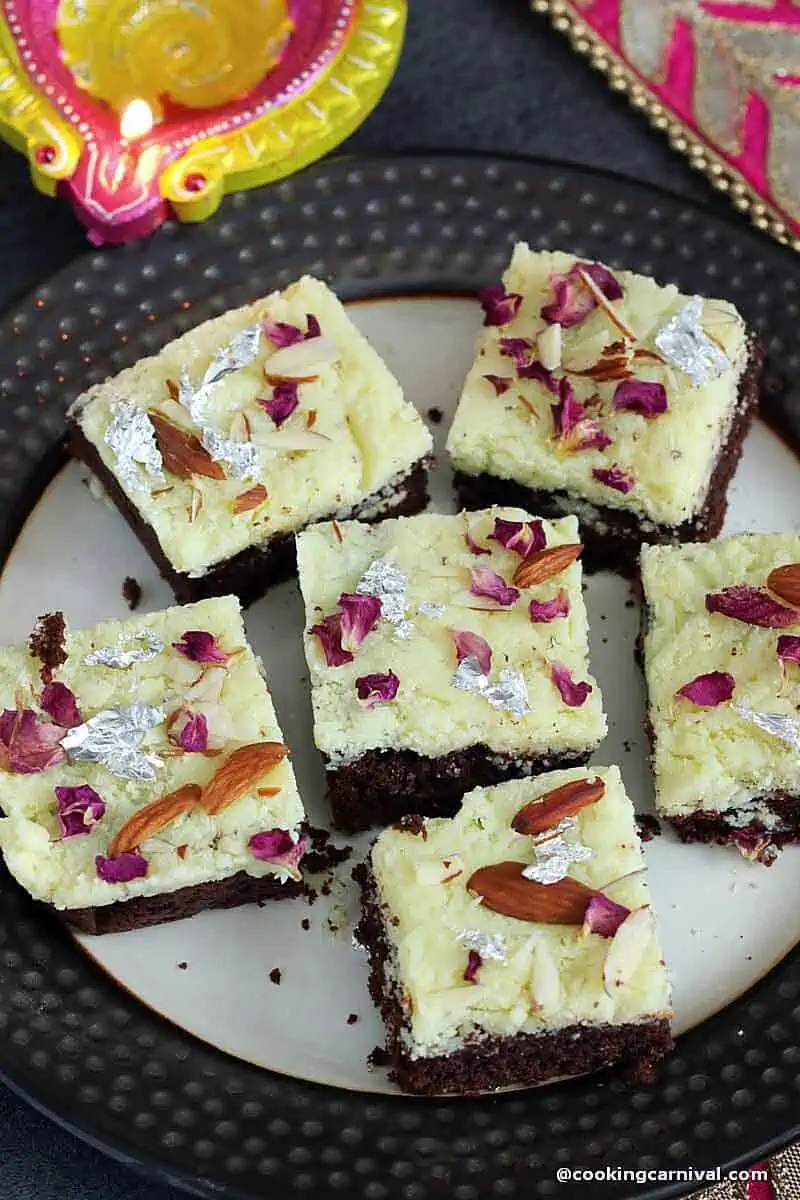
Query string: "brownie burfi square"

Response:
xmin=641 ymin=533 xmax=800 ymax=863
xmin=355 ymin=767 xmax=673 ymax=1095
xmin=296 ymin=508 xmax=606 ymax=832
xmin=447 ymin=244 xmax=761 ymax=574
xmin=68 ymin=276 xmax=433 ymax=607
xmin=0 ymin=597 xmax=306 ymax=932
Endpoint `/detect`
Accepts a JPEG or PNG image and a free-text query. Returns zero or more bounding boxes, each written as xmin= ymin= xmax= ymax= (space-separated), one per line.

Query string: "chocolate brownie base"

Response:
xmin=63 ymin=869 xmax=302 ymax=935
xmin=68 ymin=420 xmax=430 ymax=607
xmin=327 ymin=745 xmax=592 ymax=834
xmin=669 ymin=800 xmax=800 ymax=854
xmin=355 ymin=863 xmax=673 ymax=1096
xmin=454 ymin=339 xmax=763 ymax=576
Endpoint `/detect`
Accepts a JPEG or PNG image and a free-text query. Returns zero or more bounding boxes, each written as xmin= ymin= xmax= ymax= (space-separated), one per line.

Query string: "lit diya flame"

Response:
xmin=0 ymin=0 xmax=405 ymax=244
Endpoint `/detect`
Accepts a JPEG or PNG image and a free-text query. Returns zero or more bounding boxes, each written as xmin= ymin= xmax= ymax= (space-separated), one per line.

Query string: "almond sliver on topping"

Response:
xmin=109 ymin=783 xmax=202 ymax=857
xmin=259 ymin=429 xmax=332 ymax=452
xmin=603 ymin=906 xmax=655 ymax=996
xmin=201 ymin=741 xmax=289 ymax=815
xmin=530 ymin=939 xmax=561 ymax=1011
xmin=536 ymin=324 xmax=562 ymax=372
xmin=263 ymin=335 xmax=340 ymax=379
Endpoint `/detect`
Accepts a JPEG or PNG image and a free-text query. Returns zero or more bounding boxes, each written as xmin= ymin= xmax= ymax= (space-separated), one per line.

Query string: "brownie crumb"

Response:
xmin=28 ymin=612 xmax=67 ymax=683
xmin=368 ymin=1045 xmax=391 ymax=1068
xmin=623 ymin=740 xmax=632 ymax=753
xmin=427 ymin=406 xmax=443 ymax=425
xmin=625 ymin=598 xmax=636 ymax=609
xmin=347 ymin=1013 xmax=359 ymax=1026
xmin=122 ymin=576 xmax=142 ymax=611
xmin=636 ymin=814 xmax=662 ymax=843
xmin=302 ymin=824 xmax=353 ymax=873
xmin=393 ymin=813 xmax=427 ymax=839
xmin=305 ymin=888 xmax=318 ymax=906
xmin=177 ymin=961 xmax=188 ymax=971
xmin=321 ymin=881 xmax=332 ymax=897
xmin=269 ymin=968 xmax=282 ymax=985
xmin=301 ymin=918 xmax=311 ymax=931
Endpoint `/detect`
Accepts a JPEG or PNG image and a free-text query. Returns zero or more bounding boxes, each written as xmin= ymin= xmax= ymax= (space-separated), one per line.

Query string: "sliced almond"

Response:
xmin=109 ymin=783 xmax=202 ymax=857
xmin=767 ymin=563 xmax=800 ymax=610
xmin=201 ymin=741 xmax=289 ymax=815
xmin=187 ymin=665 xmax=227 ymax=704
xmin=576 ymin=268 xmax=637 ymax=342
xmin=603 ymin=906 xmax=654 ymax=995
xmin=228 ymin=411 xmax=252 ymax=442
xmin=332 ymin=519 xmax=344 ymax=544
xmin=530 ymin=939 xmax=561 ymax=1011
xmin=166 ymin=378 xmax=180 ymax=402
xmin=188 ymin=486 xmax=203 ymax=524
xmin=513 ymin=543 xmax=583 ymax=589
xmin=306 ymin=409 xmax=318 ymax=430
xmin=233 ymin=484 xmax=269 ymax=514
xmin=264 ymin=371 xmax=320 ymax=386
xmin=149 ymin=411 xmax=225 ymax=481
xmin=259 ymin=429 xmax=332 ymax=452
xmin=467 ymin=861 xmax=595 ymax=925
xmin=512 ymin=777 xmax=605 ymax=836
xmin=536 ymin=323 xmax=562 ymax=371
xmin=263 ymin=335 xmax=339 ymax=379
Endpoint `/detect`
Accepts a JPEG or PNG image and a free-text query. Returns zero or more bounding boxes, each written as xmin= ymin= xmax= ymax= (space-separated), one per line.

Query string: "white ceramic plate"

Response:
xmin=1 ymin=295 xmax=799 ymax=1095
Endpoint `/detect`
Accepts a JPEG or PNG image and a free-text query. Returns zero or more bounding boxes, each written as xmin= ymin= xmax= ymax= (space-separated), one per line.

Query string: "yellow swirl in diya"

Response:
xmin=56 ymin=0 xmax=293 ymax=116
xmin=0 ymin=0 xmax=406 ymax=243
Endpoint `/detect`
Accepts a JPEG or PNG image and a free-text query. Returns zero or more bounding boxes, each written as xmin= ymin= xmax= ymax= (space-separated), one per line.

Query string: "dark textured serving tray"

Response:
xmin=0 ymin=153 xmax=798 ymax=1200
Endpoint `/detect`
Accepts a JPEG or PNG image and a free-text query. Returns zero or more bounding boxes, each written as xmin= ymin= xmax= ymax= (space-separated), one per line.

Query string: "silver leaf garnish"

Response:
xmin=654 ymin=296 xmax=731 ymax=387
xmin=418 ymin=602 xmax=445 ymax=620
xmin=104 ymin=401 xmax=165 ymax=493
xmin=62 ymin=701 xmax=165 ymax=780
xmin=453 ymin=655 xmax=529 ymax=718
xmin=457 ymin=929 xmax=507 ymax=962
xmin=522 ymin=818 xmax=592 ymax=885
xmin=179 ymin=326 xmax=262 ymax=425
xmin=200 ymin=427 xmax=260 ymax=481
xmin=84 ymin=629 xmax=163 ymax=669
xmin=734 ymin=704 xmax=800 ymax=752
xmin=357 ymin=557 xmax=413 ymax=639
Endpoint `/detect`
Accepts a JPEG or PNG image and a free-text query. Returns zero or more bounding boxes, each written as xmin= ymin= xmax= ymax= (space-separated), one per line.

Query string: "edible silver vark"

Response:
xmin=734 ymin=705 xmax=800 ymax=752
xmin=84 ymin=629 xmax=164 ymax=669
xmin=104 ymin=401 xmax=165 ymax=493
xmin=62 ymin=701 xmax=165 ymax=780
xmin=418 ymin=602 xmax=445 ymax=620
xmin=654 ymin=296 xmax=731 ymax=387
xmin=453 ymin=655 xmax=529 ymax=718
xmin=200 ymin=427 xmax=260 ymax=481
xmin=357 ymin=557 xmax=413 ymax=638
xmin=522 ymin=818 xmax=592 ymax=885
xmin=179 ymin=326 xmax=262 ymax=424
xmin=457 ymin=929 xmax=507 ymax=962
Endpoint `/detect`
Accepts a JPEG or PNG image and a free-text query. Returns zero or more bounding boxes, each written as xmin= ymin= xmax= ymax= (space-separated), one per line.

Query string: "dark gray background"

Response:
xmin=0 ymin=0 xmax=779 ymax=1195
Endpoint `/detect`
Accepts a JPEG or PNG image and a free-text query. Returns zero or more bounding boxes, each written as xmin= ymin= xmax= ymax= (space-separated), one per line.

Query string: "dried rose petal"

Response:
xmin=309 ymin=613 xmax=352 ymax=667
xmin=261 ymin=382 xmax=299 ymax=427
xmin=465 ymin=525 xmax=491 ymax=556
xmin=529 ymin=590 xmax=570 ymax=623
xmin=479 ymin=285 xmax=522 ymax=327
xmin=40 ymin=682 xmax=81 ymax=728
xmin=582 ymin=893 xmax=630 ymax=938
xmin=483 ymin=374 xmax=512 ymax=396
xmin=676 ymin=671 xmax=735 ymax=707
xmin=172 ymin=631 xmax=230 ymax=664
xmin=499 ymin=337 xmax=533 ymax=368
xmin=732 ymin=830 xmax=778 ymax=866
xmin=451 ymin=629 xmax=493 ymax=674
xmin=551 ymin=379 xmax=613 ymax=454
xmin=339 ymin=593 xmax=382 ymax=652
xmin=592 ymin=465 xmax=635 ymax=494
xmin=705 ymin=587 xmax=800 ymax=629
xmin=463 ymin=949 xmax=482 ymax=983
xmin=355 ymin=671 xmax=400 ymax=707
xmin=550 ymin=662 xmax=592 ymax=707
xmin=249 ymin=829 xmax=306 ymax=878
xmin=305 ymin=314 xmax=322 ymax=339
xmin=55 ymin=784 xmax=106 ymax=839
xmin=469 ymin=565 xmax=519 ymax=608
xmin=263 ymin=320 xmax=305 ymax=348
xmin=490 ymin=518 xmax=546 ymax=557
xmin=778 ymin=635 xmax=800 ymax=667
xmin=541 ymin=261 xmax=624 ymax=328
xmin=0 ymin=708 xmax=66 ymax=774
xmin=95 ymin=849 xmax=148 ymax=883
xmin=169 ymin=709 xmax=209 ymax=753
xmin=612 ymin=380 xmax=668 ymax=418
xmin=517 ymin=360 xmax=559 ymax=393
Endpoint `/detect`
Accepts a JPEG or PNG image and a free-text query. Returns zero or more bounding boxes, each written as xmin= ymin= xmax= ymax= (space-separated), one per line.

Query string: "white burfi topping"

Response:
xmin=296 ymin=508 xmax=606 ymax=763
xmin=447 ymin=244 xmax=748 ymax=527
xmin=72 ymin=276 xmax=432 ymax=575
xmin=0 ymin=597 xmax=305 ymax=910
xmin=642 ymin=533 xmax=800 ymax=817
xmin=371 ymin=768 xmax=672 ymax=1058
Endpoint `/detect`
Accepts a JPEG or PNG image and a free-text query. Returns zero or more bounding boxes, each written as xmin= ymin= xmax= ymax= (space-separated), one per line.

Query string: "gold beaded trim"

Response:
xmin=531 ymin=0 xmax=800 ymax=253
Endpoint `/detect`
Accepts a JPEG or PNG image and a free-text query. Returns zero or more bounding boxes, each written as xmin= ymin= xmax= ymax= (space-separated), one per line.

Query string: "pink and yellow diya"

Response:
xmin=535 ymin=1 xmax=800 ymax=250
xmin=0 ymin=0 xmax=405 ymax=244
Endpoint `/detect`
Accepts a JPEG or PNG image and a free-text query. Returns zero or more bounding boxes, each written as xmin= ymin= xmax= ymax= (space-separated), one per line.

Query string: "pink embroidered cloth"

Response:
xmin=541 ymin=1 xmax=800 ymax=246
